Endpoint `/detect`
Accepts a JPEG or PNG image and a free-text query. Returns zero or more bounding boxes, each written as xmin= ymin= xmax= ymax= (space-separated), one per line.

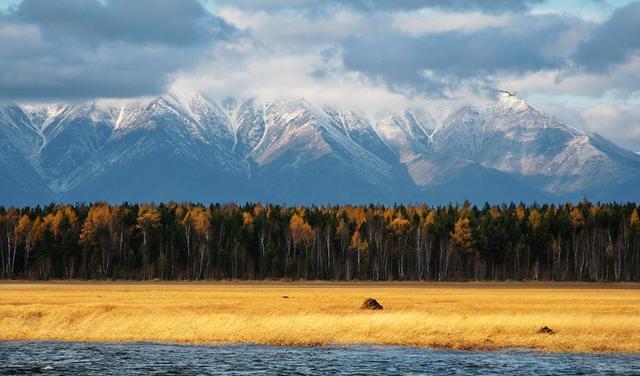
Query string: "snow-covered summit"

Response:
xmin=494 ymin=91 xmax=530 ymax=113
xmin=1 ymin=92 xmax=639 ymax=205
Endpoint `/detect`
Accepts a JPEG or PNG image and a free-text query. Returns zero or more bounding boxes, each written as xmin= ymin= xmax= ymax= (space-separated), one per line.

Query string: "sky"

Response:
xmin=0 ymin=0 xmax=639 ymax=150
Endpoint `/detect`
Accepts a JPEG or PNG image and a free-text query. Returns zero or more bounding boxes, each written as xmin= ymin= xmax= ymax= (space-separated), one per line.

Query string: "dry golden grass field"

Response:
xmin=1 ymin=282 xmax=640 ymax=353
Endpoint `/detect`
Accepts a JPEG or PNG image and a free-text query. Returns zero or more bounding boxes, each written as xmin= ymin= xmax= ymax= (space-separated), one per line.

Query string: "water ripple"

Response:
xmin=1 ymin=342 xmax=639 ymax=375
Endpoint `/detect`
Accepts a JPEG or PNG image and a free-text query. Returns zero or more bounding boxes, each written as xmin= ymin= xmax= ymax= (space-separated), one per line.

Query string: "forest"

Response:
xmin=0 ymin=200 xmax=639 ymax=281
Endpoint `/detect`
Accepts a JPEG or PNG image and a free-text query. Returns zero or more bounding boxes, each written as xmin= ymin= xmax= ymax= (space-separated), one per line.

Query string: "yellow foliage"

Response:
xmin=346 ymin=207 xmax=367 ymax=230
xmin=289 ymin=214 xmax=314 ymax=248
xmin=43 ymin=205 xmax=78 ymax=237
xmin=414 ymin=204 xmax=429 ymax=219
xmin=136 ymin=204 xmax=161 ymax=246
xmin=242 ymin=212 xmax=254 ymax=231
xmin=16 ymin=215 xmax=32 ymax=242
xmin=631 ymin=209 xmax=640 ymax=232
xmin=515 ymin=204 xmax=527 ymax=222
xmin=137 ymin=205 xmax=161 ymax=228
xmin=571 ymin=208 xmax=585 ymax=228
xmin=383 ymin=208 xmax=396 ymax=222
xmin=29 ymin=217 xmax=44 ymax=246
xmin=424 ymin=211 xmax=437 ymax=227
xmin=349 ymin=231 xmax=368 ymax=252
xmin=189 ymin=207 xmax=211 ymax=237
xmin=544 ymin=205 xmax=557 ymax=221
xmin=336 ymin=219 xmax=350 ymax=240
xmin=388 ymin=217 xmax=411 ymax=237
xmin=451 ymin=217 xmax=474 ymax=252
xmin=80 ymin=203 xmax=115 ymax=246
xmin=529 ymin=209 xmax=542 ymax=231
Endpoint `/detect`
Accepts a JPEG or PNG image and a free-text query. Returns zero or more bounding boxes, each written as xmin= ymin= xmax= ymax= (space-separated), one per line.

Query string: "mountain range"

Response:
xmin=1 ymin=92 xmax=638 ymax=205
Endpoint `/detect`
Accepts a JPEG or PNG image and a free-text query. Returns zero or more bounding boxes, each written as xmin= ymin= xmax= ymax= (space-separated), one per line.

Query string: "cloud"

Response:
xmin=390 ymin=10 xmax=510 ymax=35
xmin=217 ymin=6 xmax=370 ymax=48
xmin=340 ymin=14 xmax=580 ymax=97
xmin=170 ymin=41 xmax=441 ymax=117
xmin=573 ymin=1 xmax=640 ymax=72
xmin=498 ymin=56 xmax=640 ymax=98
xmin=579 ymin=103 xmax=640 ymax=151
xmin=0 ymin=0 xmax=237 ymax=101
xmin=536 ymin=99 xmax=640 ymax=152
xmin=210 ymin=0 xmax=545 ymax=14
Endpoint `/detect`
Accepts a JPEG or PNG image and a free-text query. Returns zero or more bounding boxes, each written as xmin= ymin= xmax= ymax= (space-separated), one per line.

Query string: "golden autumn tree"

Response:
xmin=349 ymin=230 xmax=368 ymax=279
xmin=388 ymin=217 xmax=411 ymax=237
xmin=289 ymin=213 xmax=313 ymax=253
xmin=242 ymin=212 xmax=254 ymax=232
xmin=80 ymin=203 xmax=117 ymax=275
xmin=188 ymin=206 xmax=211 ymax=279
xmin=451 ymin=217 xmax=474 ymax=254
xmin=529 ymin=208 xmax=542 ymax=232
xmin=180 ymin=204 xmax=195 ymax=268
xmin=137 ymin=204 xmax=161 ymax=248
xmin=288 ymin=212 xmax=314 ymax=277
xmin=630 ymin=209 xmax=640 ymax=234
xmin=346 ymin=206 xmax=368 ymax=278
xmin=136 ymin=204 xmax=161 ymax=279
xmin=388 ymin=216 xmax=412 ymax=279
xmin=570 ymin=207 xmax=585 ymax=229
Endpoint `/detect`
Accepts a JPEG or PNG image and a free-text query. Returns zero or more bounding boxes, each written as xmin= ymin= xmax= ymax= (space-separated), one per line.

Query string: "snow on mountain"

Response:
xmin=232 ymin=99 xmax=266 ymax=158
xmin=431 ymin=93 xmax=640 ymax=199
xmin=0 ymin=105 xmax=53 ymax=205
xmin=0 ymin=105 xmax=43 ymax=157
xmin=323 ymin=106 xmax=397 ymax=164
xmin=34 ymin=103 xmax=118 ymax=180
xmin=56 ymin=93 xmax=250 ymax=202
xmin=0 ymin=92 xmax=639 ymax=204
xmin=247 ymin=99 xmax=412 ymax=202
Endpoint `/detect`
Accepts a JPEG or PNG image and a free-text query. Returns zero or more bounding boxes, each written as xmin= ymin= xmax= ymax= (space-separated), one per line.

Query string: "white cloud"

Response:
xmin=496 ymin=55 xmax=640 ymax=98
xmin=170 ymin=43 xmax=436 ymax=117
xmin=391 ymin=9 xmax=509 ymax=35
xmin=217 ymin=7 xmax=371 ymax=47
xmin=579 ymin=104 xmax=640 ymax=151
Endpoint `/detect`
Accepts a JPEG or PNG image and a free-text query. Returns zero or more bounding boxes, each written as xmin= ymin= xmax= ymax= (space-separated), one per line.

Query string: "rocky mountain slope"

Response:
xmin=1 ymin=92 xmax=638 ymax=205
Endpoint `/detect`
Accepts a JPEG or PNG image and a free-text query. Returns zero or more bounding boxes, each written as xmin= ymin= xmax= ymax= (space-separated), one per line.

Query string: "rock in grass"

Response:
xmin=537 ymin=326 xmax=555 ymax=335
xmin=361 ymin=298 xmax=383 ymax=310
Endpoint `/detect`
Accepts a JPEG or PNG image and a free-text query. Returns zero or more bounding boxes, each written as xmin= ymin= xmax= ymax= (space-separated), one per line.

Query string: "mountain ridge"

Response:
xmin=1 ymin=92 xmax=638 ymax=205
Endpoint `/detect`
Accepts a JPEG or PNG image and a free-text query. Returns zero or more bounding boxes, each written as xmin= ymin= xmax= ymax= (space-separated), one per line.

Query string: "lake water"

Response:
xmin=1 ymin=342 xmax=639 ymax=375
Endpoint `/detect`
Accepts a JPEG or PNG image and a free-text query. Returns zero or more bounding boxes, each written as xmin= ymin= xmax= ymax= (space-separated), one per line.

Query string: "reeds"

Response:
xmin=1 ymin=283 xmax=639 ymax=353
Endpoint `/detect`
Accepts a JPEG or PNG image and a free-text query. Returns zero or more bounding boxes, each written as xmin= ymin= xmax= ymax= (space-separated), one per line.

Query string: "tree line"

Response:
xmin=1 ymin=200 xmax=639 ymax=281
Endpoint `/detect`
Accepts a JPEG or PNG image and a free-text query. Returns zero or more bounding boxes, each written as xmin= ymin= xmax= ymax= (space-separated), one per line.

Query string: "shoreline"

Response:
xmin=3 ymin=339 xmax=640 ymax=356
xmin=2 ymin=283 xmax=639 ymax=354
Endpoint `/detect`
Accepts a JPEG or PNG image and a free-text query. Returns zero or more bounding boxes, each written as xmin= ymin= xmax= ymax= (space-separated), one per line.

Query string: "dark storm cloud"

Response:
xmin=0 ymin=0 xmax=237 ymax=101
xmin=214 ymin=0 xmax=546 ymax=14
xmin=340 ymin=15 xmax=574 ymax=97
xmin=11 ymin=0 xmax=235 ymax=46
xmin=573 ymin=1 xmax=640 ymax=72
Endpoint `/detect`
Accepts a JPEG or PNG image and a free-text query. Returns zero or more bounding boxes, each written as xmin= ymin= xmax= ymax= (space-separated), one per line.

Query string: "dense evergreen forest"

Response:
xmin=1 ymin=201 xmax=639 ymax=281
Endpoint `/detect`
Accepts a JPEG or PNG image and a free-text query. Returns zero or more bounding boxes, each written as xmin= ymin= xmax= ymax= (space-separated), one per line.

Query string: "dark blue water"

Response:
xmin=1 ymin=342 xmax=639 ymax=375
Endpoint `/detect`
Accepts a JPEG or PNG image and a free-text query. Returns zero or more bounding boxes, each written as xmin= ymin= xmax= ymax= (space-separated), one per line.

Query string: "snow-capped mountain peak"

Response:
xmin=494 ymin=91 xmax=530 ymax=113
xmin=1 ymin=93 xmax=639 ymax=205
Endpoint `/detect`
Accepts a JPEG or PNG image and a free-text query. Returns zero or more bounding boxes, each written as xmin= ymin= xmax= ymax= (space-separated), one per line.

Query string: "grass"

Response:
xmin=1 ymin=282 xmax=640 ymax=353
